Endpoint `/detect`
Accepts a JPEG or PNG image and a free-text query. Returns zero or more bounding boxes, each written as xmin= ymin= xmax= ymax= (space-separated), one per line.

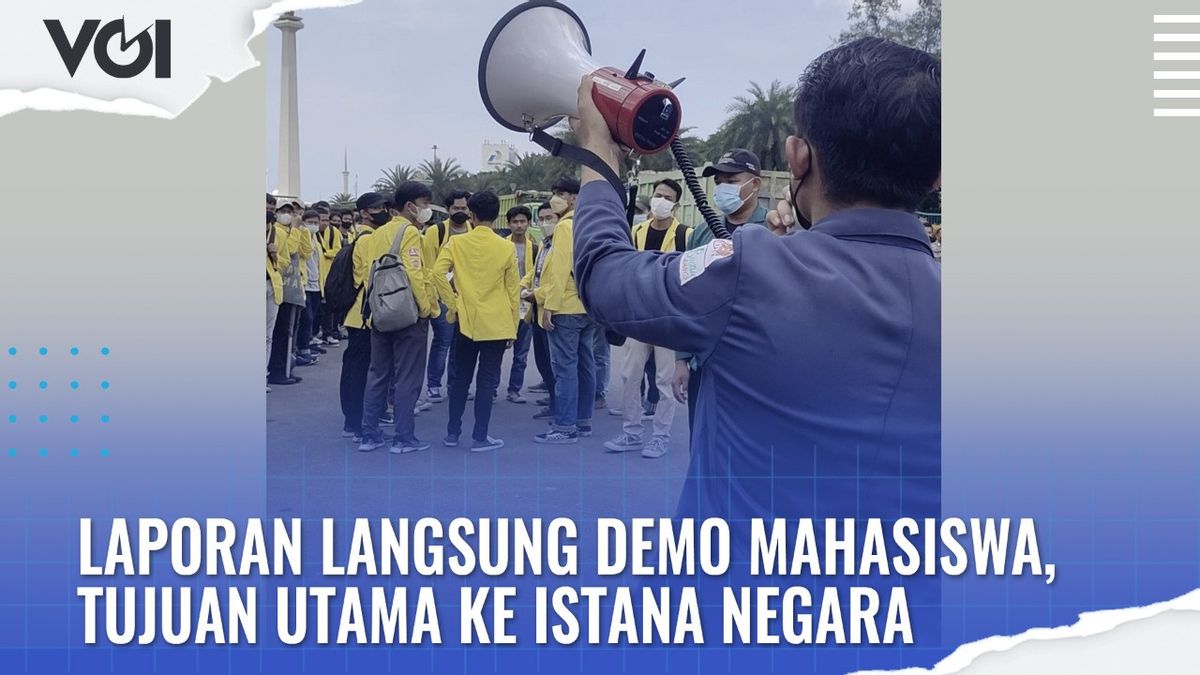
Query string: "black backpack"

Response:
xmin=323 ymin=232 xmax=365 ymax=320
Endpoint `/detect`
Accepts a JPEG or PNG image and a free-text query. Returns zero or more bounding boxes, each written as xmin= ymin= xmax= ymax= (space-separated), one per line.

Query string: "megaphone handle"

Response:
xmin=530 ymin=129 xmax=629 ymax=209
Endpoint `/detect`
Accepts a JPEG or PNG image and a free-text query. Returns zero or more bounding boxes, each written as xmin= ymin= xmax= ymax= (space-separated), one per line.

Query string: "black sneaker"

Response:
xmin=380 ymin=409 xmax=395 ymax=425
xmin=529 ymin=382 xmax=549 ymax=393
xmin=534 ymin=429 xmax=578 ymax=445
xmin=444 ymin=434 xmax=460 ymax=447
xmin=577 ymin=424 xmax=593 ymax=437
xmin=390 ymin=438 xmax=432 ymax=454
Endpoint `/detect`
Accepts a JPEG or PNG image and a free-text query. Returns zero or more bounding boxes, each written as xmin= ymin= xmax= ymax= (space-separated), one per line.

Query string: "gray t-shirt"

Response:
xmin=513 ymin=239 xmax=528 ymax=278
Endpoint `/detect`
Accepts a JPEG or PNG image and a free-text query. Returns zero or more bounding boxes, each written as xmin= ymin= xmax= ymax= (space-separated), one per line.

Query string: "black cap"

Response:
xmin=355 ymin=192 xmax=387 ymax=210
xmin=702 ymin=148 xmax=762 ymax=178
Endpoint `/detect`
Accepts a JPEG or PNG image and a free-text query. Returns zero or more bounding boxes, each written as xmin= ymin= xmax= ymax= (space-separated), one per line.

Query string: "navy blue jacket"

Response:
xmin=574 ymin=181 xmax=941 ymax=526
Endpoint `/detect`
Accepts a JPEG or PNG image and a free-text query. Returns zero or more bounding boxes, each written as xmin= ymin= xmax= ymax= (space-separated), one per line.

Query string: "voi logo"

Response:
xmin=44 ymin=18 xmax=171 ymax=79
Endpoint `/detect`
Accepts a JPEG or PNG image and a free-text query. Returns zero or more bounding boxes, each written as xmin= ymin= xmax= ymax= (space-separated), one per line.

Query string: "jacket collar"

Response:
xmin=811 ymin=207 xmax=933 ymax=256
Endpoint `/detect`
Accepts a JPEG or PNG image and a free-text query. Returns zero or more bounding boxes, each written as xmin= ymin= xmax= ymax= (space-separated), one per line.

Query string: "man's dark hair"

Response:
xmin=302 ymin=209 xmax=320 ymax=221
xmin=266 ymin=193 xmax=277 ymax=206
xmin=467 ymin=191 xmax=501 ymax=223
xmin=793 ymin=37 xmax=940 ymax=210
xmin=550 ymin=175 xmax=581 ymax=194
xmin=652 ymin=178 xmax=683 ymax=202
xmin=537 ymin=202 xmax=553 ymax=215
xmin=506 ymin=205 xmax=532 ymax=222
xmin=444 ymin=189 xmax=472 ymax=208
xmin=394 ymin=181 xmax=433 ymax=210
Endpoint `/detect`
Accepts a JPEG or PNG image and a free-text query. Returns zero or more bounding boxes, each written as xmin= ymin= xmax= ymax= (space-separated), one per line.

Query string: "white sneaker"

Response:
xmin=414 ymin=400 xmax=433 ymax=413
xmin=608 ymin=408 xmax=623 ymax=416
xmin=358 ymin=438 xmax=385 ymax=452
xmin=603 ymin=433 xmax=643 ymax=453
xmin=641 ymin=436 xmax=669 ymax=459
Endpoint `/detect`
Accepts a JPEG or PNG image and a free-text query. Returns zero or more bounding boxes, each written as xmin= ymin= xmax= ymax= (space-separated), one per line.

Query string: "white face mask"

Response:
xmin=411 ymin=205 xmax=433 ymax=225
xmin=539 ymin=220 xmax=557 ymax=238
xmin=275 ymin=213 xmax=293 ymax=226
xmin=305 ymin=223 xmax=319 ymax=233
xmin=650 ymin=196 xmax=675 ymax=219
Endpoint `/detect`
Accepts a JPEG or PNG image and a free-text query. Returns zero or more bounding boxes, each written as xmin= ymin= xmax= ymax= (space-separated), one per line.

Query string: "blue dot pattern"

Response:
xmin=5 ymin=346 xmax=113 ymax=459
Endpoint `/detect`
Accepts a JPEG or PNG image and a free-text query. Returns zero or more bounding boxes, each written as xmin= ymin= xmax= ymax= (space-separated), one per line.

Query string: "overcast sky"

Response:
xmin=263 ymin=0 xmax=857 ymax=200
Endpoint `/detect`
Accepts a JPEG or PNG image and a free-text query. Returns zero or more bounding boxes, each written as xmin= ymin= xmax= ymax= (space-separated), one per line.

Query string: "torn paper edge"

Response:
xmin=851 ymin=587 xmax=1200 ymax=675
xmin=0 ymin=0 xmax=360 ymax=120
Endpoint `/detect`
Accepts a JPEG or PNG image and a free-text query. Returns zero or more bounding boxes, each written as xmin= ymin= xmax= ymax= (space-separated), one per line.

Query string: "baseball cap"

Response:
xmin=702 ymin=148 xmax=762 ymax=178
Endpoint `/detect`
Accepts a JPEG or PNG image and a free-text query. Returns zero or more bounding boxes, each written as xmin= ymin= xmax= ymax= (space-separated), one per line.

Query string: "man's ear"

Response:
xmin=786 ymin=136 xmax=811 ymax=180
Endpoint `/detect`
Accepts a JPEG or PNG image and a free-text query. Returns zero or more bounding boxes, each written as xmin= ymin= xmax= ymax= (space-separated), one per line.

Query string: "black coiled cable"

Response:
xmin=669 ymin=137 xmax=730 ymax=240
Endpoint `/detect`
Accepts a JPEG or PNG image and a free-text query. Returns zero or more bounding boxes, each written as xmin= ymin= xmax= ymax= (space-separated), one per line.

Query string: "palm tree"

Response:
xmin=418 ymin=157 xmax=466 ymax=204
xmin=373 ymin=165 xmax=416 ymax=195
xmin=329 ymin=191 xmax=355 ymax=210
xmin=709 ymin=81 xmax=796 ymax=171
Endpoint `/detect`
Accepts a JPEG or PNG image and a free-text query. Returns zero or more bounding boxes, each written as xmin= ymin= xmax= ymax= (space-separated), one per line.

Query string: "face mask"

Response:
xmin=306 ymin=223 xmax=319 ymax=233
xmin=449 ymin=212 xmax=470 ymax=226
xmin=414 ymin=206 xmax=433 ymax=224
xmin=540 ymin=221 xmax=557 ymax=238
xmin=649 ymin=197 xmax=675 ymax=219
xmin=369 ymin=211 xmax=391 ymax=227
xmin=712 ymin=182 xmax=752 ymax=215
xmin=549 ymin=195 xmax=569 ymax=215
xmin=276 ymin=213 xmax=293 ymax=226
xmin=789 ymin=176 xmax=813 ymax=230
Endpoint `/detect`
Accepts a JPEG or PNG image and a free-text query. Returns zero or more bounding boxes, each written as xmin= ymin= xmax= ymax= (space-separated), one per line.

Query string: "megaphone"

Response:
xmin=478 ymin=0 xmax=681 ymax=155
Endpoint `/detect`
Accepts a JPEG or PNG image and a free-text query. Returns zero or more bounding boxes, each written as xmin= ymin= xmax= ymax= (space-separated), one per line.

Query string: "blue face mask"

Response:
xmin=713 ymin=182 xmax=751 ymax=215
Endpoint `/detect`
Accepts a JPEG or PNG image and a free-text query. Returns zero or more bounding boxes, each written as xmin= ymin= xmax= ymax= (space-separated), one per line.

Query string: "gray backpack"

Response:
xmin=363 ymin=226 xmax=420 ymax=332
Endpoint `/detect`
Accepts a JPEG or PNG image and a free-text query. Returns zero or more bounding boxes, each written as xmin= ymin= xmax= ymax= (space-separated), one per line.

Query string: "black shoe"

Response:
xmin=536 ymin=397 xmax=551 ymax=406
xmin=529 ymin=382 xmax=549 ymax=393
xmin=267 ymin=375 xmax=302 ymax=385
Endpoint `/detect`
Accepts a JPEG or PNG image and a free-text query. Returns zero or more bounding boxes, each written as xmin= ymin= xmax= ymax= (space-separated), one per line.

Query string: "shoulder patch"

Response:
xmin=679 ymin=238 xmax=734 ymax=286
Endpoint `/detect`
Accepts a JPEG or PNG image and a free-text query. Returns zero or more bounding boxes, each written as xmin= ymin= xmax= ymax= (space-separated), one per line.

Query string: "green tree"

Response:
xmin=707 ymin=81 xmax=796 ymax=171
xmin=837 ymin=0 xmax=941 ymax=59
xmin=636 ymin=127 xmax=711 ymax=172
xmin=417 ymin=157 xmax=467 ymax=204
xmin=373 ymin=164 xmax=415 ymax=195
xmin=329 ymin=191 xmax=355 ymax=210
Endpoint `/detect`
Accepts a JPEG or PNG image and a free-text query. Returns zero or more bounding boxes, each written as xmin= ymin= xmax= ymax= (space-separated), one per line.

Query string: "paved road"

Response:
xmin=266 ymin=335 xmax=690 ymax=522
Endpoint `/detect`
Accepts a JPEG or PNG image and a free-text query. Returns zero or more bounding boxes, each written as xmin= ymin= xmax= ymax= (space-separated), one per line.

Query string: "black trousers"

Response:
xmin=641 ymin=351 xmax=660 ymax=405
xmin=339 ymin=327 xmax=372 ymax=434
xmin=531 ymin=321 xmax=555 ymax=406
xmin=447 ymin=329 xmax=506 ymax=442
xmin=268 ymin=303 xmax=301 ymax=380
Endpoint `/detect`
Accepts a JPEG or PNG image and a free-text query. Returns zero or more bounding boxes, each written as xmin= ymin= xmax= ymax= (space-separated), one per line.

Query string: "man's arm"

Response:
xmin=504 ymin=249 xmax=520 ymax=331
xmin=432 ymin=243 xmax=456 ymax=322
xmin=573 ymin=181 xmax=739 ymax=357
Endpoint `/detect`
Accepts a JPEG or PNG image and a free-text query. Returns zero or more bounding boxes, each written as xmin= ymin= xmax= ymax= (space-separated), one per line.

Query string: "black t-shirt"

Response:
xmin=643 ymin=226 xmax=668 ymax=252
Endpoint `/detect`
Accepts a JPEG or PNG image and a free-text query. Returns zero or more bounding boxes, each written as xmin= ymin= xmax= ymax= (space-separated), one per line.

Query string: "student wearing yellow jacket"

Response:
xmin=605 ymin=178 xmax=689 ymax=459
xmin=314 ymin=212 xmax=343 ymax=344
xmin=356 ymin=182 xmax=439 ymax=454
xmin=268 ymin=200 xmax=313 ymax=385
xmin=503 ymin=205 xmax=539 ymax=404
xmin=534 ymin=176 xmax=598 ymax=444
xmin=266 ymin=194 xmax=285 ymax=390
xmin=337 ymin=193 xmax=387 ymax=442
xmin=431 ymin=191 xmax=519 ymax=452
xmin=421 ymin=189 xmax=474 ymax=403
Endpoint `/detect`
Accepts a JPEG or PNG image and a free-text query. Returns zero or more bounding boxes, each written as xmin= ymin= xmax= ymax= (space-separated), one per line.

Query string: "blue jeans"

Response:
xmin=592 ymin=329 xmax=610 ymax=400
xmin=426 ymin=303 xmax=454 ymax=389
xmin=507 ymin=320 xmax=532 ymax=393
xmin=548 ymin=313 xmax=597 ymax=431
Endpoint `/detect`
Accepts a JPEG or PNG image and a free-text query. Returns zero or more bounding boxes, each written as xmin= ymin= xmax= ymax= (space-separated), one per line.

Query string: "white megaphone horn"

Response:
xmin=478 ymin=0 xmax=682 ymax=156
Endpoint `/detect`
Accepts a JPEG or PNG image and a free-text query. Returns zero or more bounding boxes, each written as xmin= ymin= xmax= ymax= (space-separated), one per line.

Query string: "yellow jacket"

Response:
xmin=315 ymin=226 xmax=342 ymax=293
xmin=433 ymin=227 xmax=520 ymax=341
xmin=346 ymin=217 xmax=438 ymax=329
xmin=266 ymin=224 xmax=289 ymax=305
xmin=421 ymin=220 xmax=473 ymax=271
xmin=508 ymin=234 xmax=539 ymax=323
xmin=268 ymin=224 xmax=310 ymax=303
xmin=534 ymin=210 xmax=586 ymax=320
xmin=631 ymin=218 xmax=690 ymax=252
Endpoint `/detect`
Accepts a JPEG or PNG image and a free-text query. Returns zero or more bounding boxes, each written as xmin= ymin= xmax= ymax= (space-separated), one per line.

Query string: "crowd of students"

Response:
xmin=265 ymin=148 xmax=778 ymax=458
